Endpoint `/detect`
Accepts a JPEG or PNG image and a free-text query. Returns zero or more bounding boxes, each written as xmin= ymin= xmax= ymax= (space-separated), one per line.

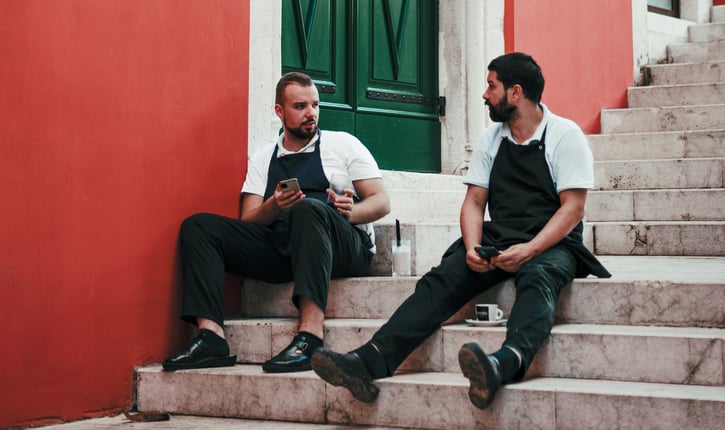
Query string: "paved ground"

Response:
xmin=38 ymin=414 xmax=397 ymax=429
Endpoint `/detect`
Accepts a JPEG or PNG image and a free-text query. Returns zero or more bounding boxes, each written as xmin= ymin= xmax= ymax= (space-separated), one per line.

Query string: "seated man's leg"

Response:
xmin=164 ymin=212 xmax=292 ymax=371
xmin=459 ymin=244 xmax=576 ymax=409
xmin=263 ymin=199 xmax=373 ymax=372
xmin=312 ymin=238 xmax=511 ymax=401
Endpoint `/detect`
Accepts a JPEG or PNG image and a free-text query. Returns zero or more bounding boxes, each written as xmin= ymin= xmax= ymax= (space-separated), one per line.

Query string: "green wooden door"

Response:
xmin=282 ymin=0 xmax=440 ymax=172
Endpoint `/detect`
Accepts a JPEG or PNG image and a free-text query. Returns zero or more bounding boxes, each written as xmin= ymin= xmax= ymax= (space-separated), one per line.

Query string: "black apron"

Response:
xmin=262 ymin=133 xmax=331 ymax=254
xmin=483 ymin=127 xmax=610 ymax=278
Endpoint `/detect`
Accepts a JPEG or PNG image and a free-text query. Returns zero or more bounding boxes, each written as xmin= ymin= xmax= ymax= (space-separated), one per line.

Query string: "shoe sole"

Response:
xmin=458 ymin=343 xmax=495 ymax=409
xmin=262 ymin=361 xmax=311 ymax=373
xmin=311 ymin=350 xmax=379 ymax=403
xmin=162 ymin=355 xmax=237 ymax=371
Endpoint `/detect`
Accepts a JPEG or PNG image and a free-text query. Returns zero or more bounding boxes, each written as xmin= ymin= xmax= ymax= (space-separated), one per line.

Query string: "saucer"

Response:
xmin=466 ymin=318 xmax=507 ymax=327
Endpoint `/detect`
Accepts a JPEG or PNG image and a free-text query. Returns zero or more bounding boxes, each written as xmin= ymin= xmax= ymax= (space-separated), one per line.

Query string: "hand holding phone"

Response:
xmin=474 ymin=246 xmax=500 ymax=262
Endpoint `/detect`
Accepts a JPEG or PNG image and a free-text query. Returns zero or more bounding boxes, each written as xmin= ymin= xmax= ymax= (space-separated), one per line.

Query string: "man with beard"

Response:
xmin=163 ymin=72 xmax=390 ymax=373
xmin=311 ymin=52 xmax=610 ymax=409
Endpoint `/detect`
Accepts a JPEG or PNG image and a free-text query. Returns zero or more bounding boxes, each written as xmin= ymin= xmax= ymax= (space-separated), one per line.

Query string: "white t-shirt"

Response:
xmin=242 ymin=130 xmax=382 ymax=251
xmin=465 ymin=104 xmax=594 ymax=193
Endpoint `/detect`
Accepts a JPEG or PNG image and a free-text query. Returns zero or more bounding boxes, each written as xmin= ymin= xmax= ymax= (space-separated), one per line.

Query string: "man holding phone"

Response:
xmin=311 ymin=53 xmax=610 ymax=409
xmin=163 ymin=72 xmax=390 ymax=373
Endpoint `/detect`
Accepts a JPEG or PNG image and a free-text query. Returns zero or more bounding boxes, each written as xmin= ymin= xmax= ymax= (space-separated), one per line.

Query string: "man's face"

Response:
xmin=277 ymin=83 xmax=320 ymax=139
xmin=483 ymin=71 xmax=516 ymax=123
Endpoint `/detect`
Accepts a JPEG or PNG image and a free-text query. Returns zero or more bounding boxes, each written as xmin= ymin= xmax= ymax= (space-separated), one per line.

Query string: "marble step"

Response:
xmin=627 ymin=82 xmax=725 ymax=108
xmin=586 ymin=188 xmax=725 ymax=222
xmin=135 ymin=367 xmax=725 ymax=430
xmin=714 ymin=5 xmax=725 ymax=23
xmin=600 ymin=104 xmax=725 ymax=134
xmin=642 ymin=61 xmax=725 ymax=85
xmin=588 ymin=129 xmax=725 ymax=161
xmin=591 ymin=221 xmax=725 ymax=256
xmin=668 ymin=40 xmax=725 ymax=63
xmin=593 ymin=158 xmax=724 ymax=190
xmin=689 ymin=22 xmax=725 ymax=43
xmin=240 ymin=260 xmax=725 ymax=329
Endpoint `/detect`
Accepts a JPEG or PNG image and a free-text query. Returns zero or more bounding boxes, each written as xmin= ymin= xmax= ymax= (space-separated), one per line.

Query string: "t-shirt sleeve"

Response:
xmin=241 ymin=145 xmax=274 ymax=196
xmin=341 ymin=133 xmax=382 ymax=180
xmin=464 ymin=132 xmax=494 ymax=188
xmin=551 ymin=129 xmax=595 ymax=192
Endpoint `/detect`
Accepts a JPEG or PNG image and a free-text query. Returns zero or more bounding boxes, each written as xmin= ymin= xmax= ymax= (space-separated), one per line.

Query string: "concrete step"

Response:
xmin=587 ymin=188 xmax=725 ymax=222
xmin=593 ymin=158 xmax=724 ymax=190
xmin=135 ymin=367 xmax=725 ymax=430
xmin=642 ymin=61 xmax=725 ymax=85
xmin=627 ymin=82 xmax=725 ymax=108
xmin=668 ymin=40 xmax=725 ymax=63
xmin=591 ymin=221 xmax=725 ymax=256
xmin=382 ymin=189 xmax=464 ymax=223
xmin=588 ymin=129 xmax=725 ymax=161
xmin=240 ymin=256 xmax=725 ymax=328
xmin=689 ymin=22 xmax=725 ymax=43
xmin=220 ymin=318 xmax=725 ymax=385
xmin=714 ymin=5 xmax=725 ymax=23
xmin=600 ymin=104 xmax=725 ymax=133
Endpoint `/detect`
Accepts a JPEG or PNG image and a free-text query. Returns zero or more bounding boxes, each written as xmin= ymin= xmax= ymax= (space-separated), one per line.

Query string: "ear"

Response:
xmin=274 ymin=103 xmax=283 ymax=119
xmin=509 ymin=84 xmax=523 ymax=101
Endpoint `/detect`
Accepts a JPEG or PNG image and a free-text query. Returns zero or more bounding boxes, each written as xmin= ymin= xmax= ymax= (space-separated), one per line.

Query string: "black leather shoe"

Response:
xmin=458 ymin=342 xmax=503 ymax=409
xmin=262 ymin=333 xmax=320 ymax=373
xmin=162 ymin=329 xmax=236 ymax=371
xmin=311 ymin=348 xmax=380 ymax=403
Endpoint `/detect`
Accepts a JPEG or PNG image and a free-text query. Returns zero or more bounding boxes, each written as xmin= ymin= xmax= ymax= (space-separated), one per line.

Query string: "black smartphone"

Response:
xmin=474 ymin=246 xmax=500 ymax=261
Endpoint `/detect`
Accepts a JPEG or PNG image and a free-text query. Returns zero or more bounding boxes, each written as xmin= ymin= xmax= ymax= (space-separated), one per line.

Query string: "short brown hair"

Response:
xmin=275 ymin=72 xmax=314 ymax=105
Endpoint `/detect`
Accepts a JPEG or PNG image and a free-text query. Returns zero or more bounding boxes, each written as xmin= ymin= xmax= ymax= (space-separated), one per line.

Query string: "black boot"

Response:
xmin=311 ymin=348 xmax=380 ymax=403
xmin=162 ymin=329 xmax=236 ymax=371
xmin=458 ymin=343 xmax=503 ymax=409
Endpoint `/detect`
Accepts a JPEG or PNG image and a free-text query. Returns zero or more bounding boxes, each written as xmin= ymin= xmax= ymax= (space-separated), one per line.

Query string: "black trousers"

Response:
xmin=179 ymin=199 xmax=373 ymax=326
xmin=371 ymin=238 xmax=576 ymax=381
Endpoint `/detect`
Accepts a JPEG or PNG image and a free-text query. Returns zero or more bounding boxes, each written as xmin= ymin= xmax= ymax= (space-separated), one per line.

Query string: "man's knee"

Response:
xmin=289 ymin=199 xmax=329 ymax=225
xmin=180 ymin=213 xmax=218 ymax=240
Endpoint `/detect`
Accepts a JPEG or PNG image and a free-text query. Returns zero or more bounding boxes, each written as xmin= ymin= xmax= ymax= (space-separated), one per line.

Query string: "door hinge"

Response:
xmin=438 ymin=96 xmax=446 ymax=117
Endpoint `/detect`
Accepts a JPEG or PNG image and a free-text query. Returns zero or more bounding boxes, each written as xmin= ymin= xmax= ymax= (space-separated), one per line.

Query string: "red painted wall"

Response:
xmin=504 ymin=0 xmax=633 ymax=133
xmin=715 ymin=0 xmax=725 ymax=6
xmin=0 ymin=1 xmax=249 ymax=427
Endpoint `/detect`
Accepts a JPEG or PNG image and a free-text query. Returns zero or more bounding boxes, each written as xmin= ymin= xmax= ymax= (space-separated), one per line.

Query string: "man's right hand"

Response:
xmin=273 ymin=184 xmax=305 ymax=211
xmin=466 ymin=246 xmax=497 ymax=273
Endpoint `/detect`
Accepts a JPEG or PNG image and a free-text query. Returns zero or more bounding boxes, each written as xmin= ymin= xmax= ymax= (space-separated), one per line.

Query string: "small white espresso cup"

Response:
xmin=476 ymin=304 xmax=503 ymax=321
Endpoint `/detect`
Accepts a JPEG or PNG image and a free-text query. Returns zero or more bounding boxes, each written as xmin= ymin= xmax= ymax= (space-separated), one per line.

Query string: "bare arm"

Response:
xmin=240 ymin=185 xmax=304 ymax=226
xmin=492 ymin=188 xmax=588 ymax=272
xmin=327 ymin=177 xmax=390 ymax=224
xmin=460 ymin=185 xmax=495 ymax=273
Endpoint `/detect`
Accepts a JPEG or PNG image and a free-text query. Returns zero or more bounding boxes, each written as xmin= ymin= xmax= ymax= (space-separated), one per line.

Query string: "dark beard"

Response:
xmin=486 ymin=97 xmax=517 ymax=123
xmin=286 ymin=121 xmax=318 ymax=139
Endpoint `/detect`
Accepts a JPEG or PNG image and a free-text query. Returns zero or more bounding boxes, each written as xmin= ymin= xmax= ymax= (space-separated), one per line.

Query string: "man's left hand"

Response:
xmin=327 ymin=188 xmax=355 ymax=220
xmin=490 ymin=243 xmax=536 ymax=272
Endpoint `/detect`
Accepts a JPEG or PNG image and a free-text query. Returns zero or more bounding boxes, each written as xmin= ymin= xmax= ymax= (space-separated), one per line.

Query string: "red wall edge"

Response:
xmin=504 ymin=0 xmax=633 ymax=133
xmin=0 ymin=0 xmax=250 ymax=427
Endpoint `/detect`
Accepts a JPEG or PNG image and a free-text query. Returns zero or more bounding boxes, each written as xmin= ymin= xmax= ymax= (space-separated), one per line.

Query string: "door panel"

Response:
xmin=282 ymin=0 xmax=439 ymax=172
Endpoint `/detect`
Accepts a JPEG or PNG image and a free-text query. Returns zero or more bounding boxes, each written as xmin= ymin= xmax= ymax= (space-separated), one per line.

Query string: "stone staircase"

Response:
xmin=133 ymin=9 xmax=725 ymax=430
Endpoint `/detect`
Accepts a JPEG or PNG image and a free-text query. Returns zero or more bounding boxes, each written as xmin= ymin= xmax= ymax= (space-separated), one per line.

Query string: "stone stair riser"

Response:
xmin=588 ymin=129 xmax=725 ymax=161
xmin=381 ymin=189 xmax=464 ymax=224
xmin=668 ymin=41 xmax=725 ymax=62
xmin=592 ymin=222 xmax=725 ymax=256
xmin=239 ymin=278 xmax=725 ymax=329
xmin=135 ymin=368 xmax=725 ymax=430
xmin=594 ymin=158 xmax=724 ymax=190
xmin=600 ymin=104 xmax=725 ymax=134
xmin=587 ymin=189 xmax=725 ymax=222
xmin=222 ymin=317 xmax=725 ymax=386
xmin=643 ymin=61 xmax=725 ymax=85
xmin=627 ymin=82 xmax=725 ymax=108
xmin=714 ymin=5 xmax=725 ymax=23
xmin=689 ymin=22 xmax=725 ymax=43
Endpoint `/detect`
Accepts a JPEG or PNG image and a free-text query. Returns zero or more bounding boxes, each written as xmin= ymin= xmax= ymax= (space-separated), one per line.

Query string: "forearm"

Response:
xmin=349 ymin=192 xmax=390 ymax=224
xmin=240 ymin=195 xmax=281 ymax=226
xmin=460 ymin=193 xmax=485 ymax=251
xmin=527 ymin=205 xmax=584 ymax=255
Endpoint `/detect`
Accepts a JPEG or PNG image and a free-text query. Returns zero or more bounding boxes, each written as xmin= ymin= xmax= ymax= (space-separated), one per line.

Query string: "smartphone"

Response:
xmin=279 ymin=178 xmax=301 ymax=192
xmin=474 ymin=246 xmax=500 ymax=261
